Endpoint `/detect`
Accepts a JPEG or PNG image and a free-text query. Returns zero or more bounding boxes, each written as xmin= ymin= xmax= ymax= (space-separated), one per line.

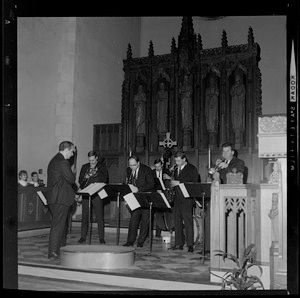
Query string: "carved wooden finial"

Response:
xmin=197 ymin=33 xmax=203 ymax=50
xmin=148 ymin=40 xmax=154 ymax=57
xmin=248 ymin=27 xmax=254 ymax=45
xmin=221 ymin=30 xmax=228 ymax=48
xmin=171 ymin=37 xmax=177 ymax=54
xmin=226 ymin=168 xmax=244 ymax=184
xmin=178 ymin=16 xmax=195 ymax=52
xmin=127 ymin=43 xmax=132 ymax=59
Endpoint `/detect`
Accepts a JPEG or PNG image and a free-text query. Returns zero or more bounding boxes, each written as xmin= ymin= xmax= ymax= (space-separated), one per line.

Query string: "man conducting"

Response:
xmin=47 ymin=141 xmax=76 ymax=261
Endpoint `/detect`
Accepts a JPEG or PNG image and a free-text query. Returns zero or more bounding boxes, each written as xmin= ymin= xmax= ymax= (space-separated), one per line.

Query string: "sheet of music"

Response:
xmin=158 ymin=192 xmax=171 ymax=208
xmin=37 ymin=191 xmax=48 ymax=205
xmin=179 ymin=183 xmax=190 ymax=198
xmin=123 ymin=192 xmax=141 ymax=211
xmin=158 ymin=178 xmax=166 ymax=190
xmin=77 ymin=182 xmax=106 ymax=196
xmin=98 ymin=188 xmax=108 ymax=199
xmin=128 ymin=184 xmax=138 ymax=193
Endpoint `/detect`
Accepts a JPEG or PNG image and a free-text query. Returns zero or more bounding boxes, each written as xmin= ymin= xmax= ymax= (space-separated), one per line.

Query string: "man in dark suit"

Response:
xmin=212 ymin=142 xmax=245 ymax=184
xmin=152 ymin=159 xmax=172 ymax=237
xmin=123 ymin=155 xmax=155 ymax=247
xmin=77 ymin=151 xmax=109 ymax=244
xmin=163 ymin=151 xmax=199 ymax=253
xmin=47 ymin=141 xmax=76 ymax=260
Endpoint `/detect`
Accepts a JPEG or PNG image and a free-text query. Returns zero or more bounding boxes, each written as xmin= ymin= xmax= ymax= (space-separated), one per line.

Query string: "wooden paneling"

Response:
xmin=18 ymin=186 xmax=51 ymax=230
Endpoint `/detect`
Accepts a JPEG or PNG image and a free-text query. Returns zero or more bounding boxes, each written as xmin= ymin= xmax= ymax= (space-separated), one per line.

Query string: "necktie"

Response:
xmin=132 ymin=171 xmax=136 ymax=186
xmin=178 ymin=167 xmax=181 ymax=176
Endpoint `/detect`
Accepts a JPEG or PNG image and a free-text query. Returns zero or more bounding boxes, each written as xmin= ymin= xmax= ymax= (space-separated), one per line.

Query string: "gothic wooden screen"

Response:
xmin=94 ymin=16 xmax=263 ymax=187
xmin=119 ymin=17 xmax=262 ymax=183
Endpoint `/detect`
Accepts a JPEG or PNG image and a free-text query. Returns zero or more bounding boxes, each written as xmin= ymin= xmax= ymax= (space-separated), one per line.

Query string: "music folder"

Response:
xmin=103 ymin=183 xmax=135 ymax=197
xmin=123 ymin=191 xmax=171 ymax=211
xmin=77 ymin=182 xmax=106 ymax=196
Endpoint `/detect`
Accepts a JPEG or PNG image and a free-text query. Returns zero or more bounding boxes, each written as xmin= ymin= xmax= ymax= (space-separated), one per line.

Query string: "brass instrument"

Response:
xmin=80 ymin=166 xmax=98 ymax=189
xmin=169 ymin=163 xmax=178 ymax=176
xmin=163 ymin=164 xmax=178 ymax=203
xmin=208 ymin=158 xmax=225 ymax=174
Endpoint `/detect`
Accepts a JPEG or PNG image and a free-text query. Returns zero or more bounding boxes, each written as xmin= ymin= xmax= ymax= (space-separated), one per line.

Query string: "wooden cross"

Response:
xmin=159 ymin=132 xmax=177 ymax=149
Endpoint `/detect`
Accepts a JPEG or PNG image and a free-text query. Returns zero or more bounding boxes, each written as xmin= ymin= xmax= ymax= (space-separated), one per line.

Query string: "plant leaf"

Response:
xmin=226 ymin=254 xmax=240 ymax=267
xmin=243 ymin=279 xmax=255 ymax=290
xmin=245 ymin=263 xmax=263 ymax=278
xmin=248 ymin=276 xmax=265 ymax=289
xmin=243 ymin=243 xmax=255 ymax=258
xmin=214 ymin=250 xmax=226 ymax=255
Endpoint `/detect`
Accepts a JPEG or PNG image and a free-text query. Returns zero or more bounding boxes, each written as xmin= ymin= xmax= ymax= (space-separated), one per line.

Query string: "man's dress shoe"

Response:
xmin=99 ymin=238 xmax=106 ymax=244
xmin=169 ymin=245 xmax=183 ymax=250
xmin=77 ymin=237 xmax=86 ymax=243
xmin=188 ymin=246 xmax=194 ymax=253
xmin=122 ymin=242 xmax=133 ymax=247
xmin=48 ymin=252 xmax=59 ymax=260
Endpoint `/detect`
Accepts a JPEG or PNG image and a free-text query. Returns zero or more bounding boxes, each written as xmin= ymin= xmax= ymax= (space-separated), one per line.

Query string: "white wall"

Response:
xmin=140 ymin=16 xmax=286 ymax=115
xmin=18 ymin=17 xmax=64 ymax=182
xmin=74 ymin=17 xmax=141 ymax=169
xmin=17 ymin=17 xmax=141 ymax=180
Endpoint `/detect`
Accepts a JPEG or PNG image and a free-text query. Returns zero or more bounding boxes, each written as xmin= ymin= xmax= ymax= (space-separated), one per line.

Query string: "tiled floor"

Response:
xmin=18 ymin=225 xmax=216 ymax=289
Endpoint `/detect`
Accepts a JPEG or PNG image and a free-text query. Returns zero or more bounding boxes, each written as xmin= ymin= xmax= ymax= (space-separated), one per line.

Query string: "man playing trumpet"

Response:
xmin=209 ymin=142 xmax=245 ymax=184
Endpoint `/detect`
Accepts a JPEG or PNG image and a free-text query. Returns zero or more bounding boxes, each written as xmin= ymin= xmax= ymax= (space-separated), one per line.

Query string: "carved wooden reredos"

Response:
xmin=121 ymin=17 xmax=262 ymax=155
xmin=94 ymin=16 xmax=263 ymax=184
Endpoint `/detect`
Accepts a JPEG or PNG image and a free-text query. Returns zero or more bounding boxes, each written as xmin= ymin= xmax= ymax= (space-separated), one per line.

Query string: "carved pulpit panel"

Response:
xmin=226 ymin=168 xmax=244 ymax=184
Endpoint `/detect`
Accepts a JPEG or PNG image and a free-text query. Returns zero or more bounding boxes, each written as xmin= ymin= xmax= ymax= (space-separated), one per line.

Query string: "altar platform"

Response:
xmin=18 ymin=224 xmax=220 ymax=292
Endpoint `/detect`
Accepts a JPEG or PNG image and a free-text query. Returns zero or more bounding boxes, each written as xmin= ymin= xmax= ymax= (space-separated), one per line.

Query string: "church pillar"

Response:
xmin=136 ymin=133 xmax=145 ymax=153
xmin=234 ymin=130 xmax=243 ymax=150
xmin=183 ymin=129 xmax=192 ymax=151
xmin=55 ymin=17 xmax=77 ymax=145
xmin=208 ymin=132 xmax=218 ymax=149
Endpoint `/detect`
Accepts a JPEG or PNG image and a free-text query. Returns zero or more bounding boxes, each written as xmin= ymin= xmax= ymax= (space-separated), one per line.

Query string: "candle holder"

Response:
xmin=206 ymin=165 xmax=213 ymax=182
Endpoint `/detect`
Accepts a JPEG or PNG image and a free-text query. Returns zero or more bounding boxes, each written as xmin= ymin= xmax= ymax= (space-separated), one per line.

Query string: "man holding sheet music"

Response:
xmin=77 ymin=151 xmax=109 ymax=244
xmin=152 ymin=159 xmax=172 ymax=238
xmin=123 ymin=155 xmax=155 ymax=248
xmin=46 ymin=141 xmax=77 ymax=261
xmin=163 ymin=151 xmax=199 ymax=253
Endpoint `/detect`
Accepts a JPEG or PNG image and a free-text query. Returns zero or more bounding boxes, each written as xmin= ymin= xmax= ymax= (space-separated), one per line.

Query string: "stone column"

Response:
xmin=257 ymin=115 xmax=287 ymax=289
xmin=55 ymin=17 xmax=77 ymax=145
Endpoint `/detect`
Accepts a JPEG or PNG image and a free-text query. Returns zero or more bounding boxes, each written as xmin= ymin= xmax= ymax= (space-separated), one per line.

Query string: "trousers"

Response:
xmin=127 ymin=208 xmax=150 ymax=245
xmin=173 ymin=191 xmax=194 ymax=247
xmin=48 ymin=203 xmax=70 ymax=255
xmin=80 ymin=194 xmax=105 ymax=240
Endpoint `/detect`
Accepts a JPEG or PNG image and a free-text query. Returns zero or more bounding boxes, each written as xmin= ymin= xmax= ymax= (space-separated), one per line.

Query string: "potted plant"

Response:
xmin=210 ymin=243 xmax=264 ymax=290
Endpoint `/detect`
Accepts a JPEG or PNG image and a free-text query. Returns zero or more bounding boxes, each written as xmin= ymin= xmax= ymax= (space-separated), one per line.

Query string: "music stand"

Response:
xmin=103 ymin=183 xmax=133 ymax=245
xmin=124 ymin=191 xmax=171 ymax=254
xmin=176 ymin=182 xmax=211 ymax=263
xmin=77 ymin=182 xmax=106 ymax=244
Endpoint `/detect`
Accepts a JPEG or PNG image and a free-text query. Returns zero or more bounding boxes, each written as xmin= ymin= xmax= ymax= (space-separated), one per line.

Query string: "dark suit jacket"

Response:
xmin=174 ymin=163 xmax=199 ymax=183
xmin=79 ymin=160 xmax=109 ymax=189
xmin=219 ymin=156 xmax=245 ymax=184
xmin=173 ymin=163 xmax=199 ymax=201
xmin=152 ymin=168 xmax=171 ymax=190
xmin=126 ymin=163 xmax=154 ymax=192
xmin=47 ymin=152 xmax=76 ymax=206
